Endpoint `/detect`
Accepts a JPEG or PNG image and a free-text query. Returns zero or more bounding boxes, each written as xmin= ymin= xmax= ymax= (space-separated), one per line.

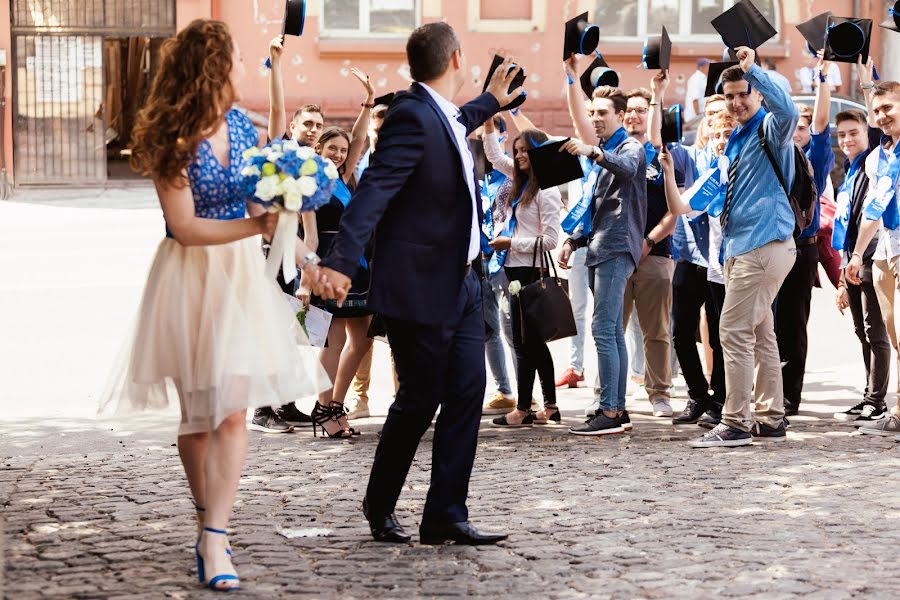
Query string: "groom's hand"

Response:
xmin=486 ymin=57 xmax=524 ymax=107
xmin=313 ymin=267 xmax=352 ymax=305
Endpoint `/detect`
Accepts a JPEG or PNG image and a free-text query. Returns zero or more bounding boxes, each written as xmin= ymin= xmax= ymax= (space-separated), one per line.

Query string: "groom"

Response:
xmin=313 ymin=22 xmax=523 ymax=544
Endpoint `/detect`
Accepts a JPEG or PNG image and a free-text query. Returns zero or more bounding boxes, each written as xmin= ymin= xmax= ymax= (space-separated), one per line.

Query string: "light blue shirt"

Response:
xmin=722 ymin=64 xmax=799 ymax=260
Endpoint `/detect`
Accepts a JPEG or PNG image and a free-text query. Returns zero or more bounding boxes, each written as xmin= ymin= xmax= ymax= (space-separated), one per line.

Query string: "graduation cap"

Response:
xmin=711 ymin=0 xmax=777 ymax=51
xmin=527 ymin=138 xmax=585 ymax=190
xmin=579 ymin=55 xmax=619 ymax=99
xmin=642 ymin=27 xmax=671 ymax=70
xmin=483 ymin=54 xmax=527 ymax=111
xmin=797 ymin=12 xmax=832 ymax=56
xmin=825 ymin=17 xmax=872 ymax=63
xmin=282 ymin=0 xmax=307 ymax=37
xmin=661 ymin=105 xmax=683 ymax=145
xmin=704 ymin=60 xmax=739 ymax=97
xmin=882 ymin=1 xmax=900 ymax=33
xmin=564 ymin=12 xmax=600 ymax=60
xmin=373 ymin=92 xmax=395 ymax=108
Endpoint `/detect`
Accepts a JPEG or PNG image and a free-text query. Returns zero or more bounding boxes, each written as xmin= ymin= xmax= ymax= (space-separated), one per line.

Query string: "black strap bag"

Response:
xmin=517 ymin=237 xmax=578 ymax=343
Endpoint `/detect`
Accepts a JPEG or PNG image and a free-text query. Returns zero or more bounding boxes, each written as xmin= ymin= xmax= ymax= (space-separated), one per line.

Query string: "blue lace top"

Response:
xmin=166 ymin=109 xmax=258 ymax=236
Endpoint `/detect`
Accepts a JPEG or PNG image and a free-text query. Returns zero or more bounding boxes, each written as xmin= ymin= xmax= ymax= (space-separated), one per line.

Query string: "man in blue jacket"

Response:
xmin=313 ymin=22 xmax=521 ymax=545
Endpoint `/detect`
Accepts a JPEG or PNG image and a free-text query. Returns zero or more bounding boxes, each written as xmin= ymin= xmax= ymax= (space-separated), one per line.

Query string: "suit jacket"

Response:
xmin=320 ymin=83 xmax=501 ymax=325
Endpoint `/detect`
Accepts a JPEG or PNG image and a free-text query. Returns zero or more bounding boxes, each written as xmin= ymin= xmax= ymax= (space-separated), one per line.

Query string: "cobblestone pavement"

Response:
xmin=4 ymin=390 xmax=900 ymax=600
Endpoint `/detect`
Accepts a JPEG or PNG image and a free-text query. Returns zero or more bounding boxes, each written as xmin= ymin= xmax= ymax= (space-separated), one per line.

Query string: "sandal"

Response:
xmin=491 ymin=411 xmax=534 ymax=428
xmin=534 ymin=405 xmax=562 ymax=425
xmin=194 ymin=503 xmax=232 ymax=557
xmin=196 ymin=527 xmax=240 ymax=591
xmin=311 ymin=402 xmax=352 ymax=439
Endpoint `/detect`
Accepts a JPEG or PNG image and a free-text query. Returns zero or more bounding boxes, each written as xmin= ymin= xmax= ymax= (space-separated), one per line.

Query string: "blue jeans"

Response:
xmin=590 ymin=254 xmax=636 ymax=412
xmin=567 ymin=247 xmax=593 ymax=373
xmin=482 ymin=268 xmax=514 ymax=396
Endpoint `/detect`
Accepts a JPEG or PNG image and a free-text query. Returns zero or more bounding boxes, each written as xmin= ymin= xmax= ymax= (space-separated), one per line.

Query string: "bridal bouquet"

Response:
xmin=239 ymin=140 xmax=340 ymax=283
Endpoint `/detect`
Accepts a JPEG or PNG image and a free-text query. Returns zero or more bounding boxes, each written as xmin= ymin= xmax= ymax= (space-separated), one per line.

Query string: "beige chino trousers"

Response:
xmin=720 ymin=238 xmax=796 ymax=432
xmin=872 ymin=256 xmax=900 ymax=411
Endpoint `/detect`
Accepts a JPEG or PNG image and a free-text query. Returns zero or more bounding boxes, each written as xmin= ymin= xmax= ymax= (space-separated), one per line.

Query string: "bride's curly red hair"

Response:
xmin=130 ymin=19 xmax=236 ymax=185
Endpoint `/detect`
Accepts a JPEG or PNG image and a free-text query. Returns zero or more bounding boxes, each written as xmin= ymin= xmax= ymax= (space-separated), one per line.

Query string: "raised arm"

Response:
xmin=856 ymin=56 xmax=879 ymax=128
xmin=812 ymin=51 xmax=831 ymax=134
xmin=739 ymin=48 xmax=799 ymax=146
xmin=267 ymin=36 xmax=286 ymax=142
xmin=344 ymin=68 xmax=376 ymax=183
xmin=482 ymin=119 xmax=514 ymax=177
xmin=459 ymin=57 xmax=521 ymax=134
xmin=659 ymin=150 xmax=692 ymax=215
xmin=559 ymin=137 xmax=645 ymax=179
xmin=564 ymin=56 xmax=595 ymax=143
xmin=508 ymin=108 xmax=538 ymax=133
xmin=648 ymin=70 xmax=668 ymax=149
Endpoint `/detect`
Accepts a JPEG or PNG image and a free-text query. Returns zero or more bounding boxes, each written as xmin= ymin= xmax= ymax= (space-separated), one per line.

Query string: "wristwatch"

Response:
xmin=299 ymin=251 xmax=320 ymax=271
xmin=644 ymin=235 xmax=656 ymax=248
xmin=588 ymin=146 xmax=603 ymax=162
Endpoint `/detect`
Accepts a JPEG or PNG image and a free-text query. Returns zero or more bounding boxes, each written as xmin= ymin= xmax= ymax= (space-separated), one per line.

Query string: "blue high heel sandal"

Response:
xmin=194 ymin=504 xmax=232 ymax=557
xmin=196 ymin=527 xmax=241 ymax=591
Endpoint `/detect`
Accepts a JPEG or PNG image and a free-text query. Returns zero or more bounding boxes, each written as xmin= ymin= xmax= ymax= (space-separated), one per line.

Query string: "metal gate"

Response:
xmin=11 ymin=1 xmax=176 ymax=185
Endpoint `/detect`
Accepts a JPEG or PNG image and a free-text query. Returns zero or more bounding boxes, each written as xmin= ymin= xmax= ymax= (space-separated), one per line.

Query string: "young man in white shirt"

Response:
xmin=684 ymin=58 xmax=710 ymax=122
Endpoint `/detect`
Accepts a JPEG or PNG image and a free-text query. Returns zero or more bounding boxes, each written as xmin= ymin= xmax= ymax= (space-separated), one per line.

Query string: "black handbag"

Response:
xmin=517 ymin=237 xmax=577 ymax=343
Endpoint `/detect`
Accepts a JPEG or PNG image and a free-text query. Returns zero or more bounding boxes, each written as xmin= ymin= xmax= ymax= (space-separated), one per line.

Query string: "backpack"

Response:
xmin=756 ymin=121 xmax=817 ymax=237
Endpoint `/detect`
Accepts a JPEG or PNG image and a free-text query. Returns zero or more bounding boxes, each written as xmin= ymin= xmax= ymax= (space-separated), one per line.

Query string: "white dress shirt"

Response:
xmin=684 ymin=70 xmax=707 ymax=122
xmin=419 ymin=82 xmax=481 ymax=263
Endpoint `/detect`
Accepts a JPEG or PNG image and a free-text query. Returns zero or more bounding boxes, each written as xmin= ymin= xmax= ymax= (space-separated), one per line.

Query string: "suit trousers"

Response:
xmin=365 ymin=270 xmax=486 ymax=524
xmin=721 ymin=238 xmax=795 ymax=432
xmin=846 ymin=260 xmax=890 ymax=405
xmin=775 ymin=241 xmax=819 ymax=407
xmin=672 ymin=261 xmax=711 ymax=402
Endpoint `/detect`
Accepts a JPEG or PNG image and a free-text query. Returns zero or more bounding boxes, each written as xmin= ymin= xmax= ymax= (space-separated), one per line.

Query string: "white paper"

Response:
xmin=278 ymin=528 xmax=332 ymax=539
xmin=303 ymin=305 xmax=333 ymax=348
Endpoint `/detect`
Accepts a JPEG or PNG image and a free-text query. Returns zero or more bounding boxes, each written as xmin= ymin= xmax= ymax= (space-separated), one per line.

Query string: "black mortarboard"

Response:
xmin=527 ymin=139 xmax=584 ymax=190
xmin=825 ymin=17 xmax=872 ymax=63
xmin=661 ymin=105 xmax=684 ymax=145
xmin=579 ymin=55 xmax=619 ymax=98
xmin=797 ymin=12 xmax=832 ymax=56
xmin=642 ymin=27 xmax=672 ymax=70
xmin=882 ymin=1 xmax=900 ymax=33
xmin=482 ymin=54 xmax=527 ymax=111
xmin=564 ymin=12 xmax=600 ymax=60
xmin=711 ymin=0 xmax=777 ymax=51
xmin=704 ymin=60 xmax=739 ymax=97
xmin=373 ymin=92 xmax=395 ymax=108
xmin=282 ymin=0 xmax=307 ymax=37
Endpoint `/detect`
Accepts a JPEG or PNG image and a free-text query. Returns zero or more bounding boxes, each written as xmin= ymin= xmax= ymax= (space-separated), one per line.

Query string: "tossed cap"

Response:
xmin=825 ymin=16 xmax=873 ymax=63
xmin=661 ymin=105 xmax=683 ymax=145
xmin=579 ymin=55 xmax=619 ymax=99
xmin=642 ymin=27 xmax=672 ymax=70
xmin=282 ymin=0 xmax=307 ymax=37
xmin=711 ymin=0 xmax=777 ymax=51
xmin=564 ymin=12 xmax=600 ymax=60
xmin=704 ymin=60 xmax=739 ymax=97
xmin=882 ymin=1 xmax=900 ymax=33
xmin=527 ymin=138 xmax=585 ymax=190
xmin=482 ymin=55 xmax=527 ymax=111
xmin=373 ymin=92 xmax=395 ymax=108
xmin=797 ymin=12 xmax=832 ymax=56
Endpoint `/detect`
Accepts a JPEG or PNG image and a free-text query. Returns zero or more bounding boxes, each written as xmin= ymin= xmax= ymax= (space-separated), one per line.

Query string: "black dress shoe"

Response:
xmin=672 ymin=397 xmax=707 ymax=425
xmin=362 ymin=498 xmax=411 ymax=543
xmin=419 ymin=520 xmax=508 ymax=545
xmin=783 ymin=401 xmax=799 ymax=417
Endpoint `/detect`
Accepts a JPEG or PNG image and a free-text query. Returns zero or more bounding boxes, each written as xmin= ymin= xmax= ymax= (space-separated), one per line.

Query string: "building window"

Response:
xmin=321 ymin=0 xmax=419 ymax=37
xmin=591 ymin=0 xmax=778 ymax=40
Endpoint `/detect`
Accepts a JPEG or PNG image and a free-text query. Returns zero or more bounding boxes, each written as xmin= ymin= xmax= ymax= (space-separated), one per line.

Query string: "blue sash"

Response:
xmin=832 ymin=152 xmax=866 ymax=250
xmin=332 ymin=179 xmax=368 ymax=269
xmin=487 ymin=183 xmax=528 ymax=276
xmin=481 ymin=171 xmax=507 ymax=255
xmin=559 ymin=127 xmax=628 ymax=236
xmin=685 ymin=155 xmax=729 ymax=215
xmin=863 ymin=139 xmax=900 ymax=230
xmin=644 ymin=141 xmax=661 ymax=185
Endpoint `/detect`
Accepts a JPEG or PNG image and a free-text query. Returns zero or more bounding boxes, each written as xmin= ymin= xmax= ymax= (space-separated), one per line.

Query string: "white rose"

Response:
xmin=240 ymin=165 xmax=261 ymax=177
xmin=266 ymin=151 xmax=284 ymax=163
xmin=297 ymin=147 xmax=315 ymax=160
xmin=255 ymin=174 xmax=282 ymax=201
xmin=280 ymin=177 xmax=304 ymax=211
xmin=508 ymin=280 xmax=522 ymax=296
xmin=282 ymin=140 xmax=300 ymax=152
xmin=324 ymin=164 xmax=340 ymax=180
xmin=270 ymin=143 xmax=283 ymax=153
xmin=298 ymin=176 xmax=318 ymax=197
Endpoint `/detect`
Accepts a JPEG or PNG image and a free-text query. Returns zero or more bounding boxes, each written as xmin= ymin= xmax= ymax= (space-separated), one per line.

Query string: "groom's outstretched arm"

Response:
xmin=319 ymin=100 xmax=426 ymax=279
xmin=458 ymin=93 xmax=501 ymax=136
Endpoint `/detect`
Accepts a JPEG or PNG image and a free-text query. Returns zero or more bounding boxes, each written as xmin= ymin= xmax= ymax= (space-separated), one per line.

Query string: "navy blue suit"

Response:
xmin=320 ymin=83 xmax=501 ymax=523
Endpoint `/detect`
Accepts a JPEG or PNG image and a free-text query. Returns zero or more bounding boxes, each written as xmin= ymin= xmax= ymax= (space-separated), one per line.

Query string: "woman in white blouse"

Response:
xmin=482 ymin=119 xmax=563 ymax=427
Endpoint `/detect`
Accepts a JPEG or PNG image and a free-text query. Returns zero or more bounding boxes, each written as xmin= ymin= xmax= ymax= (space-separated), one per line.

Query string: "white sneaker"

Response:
xmin=651 ymin=399 xmax=673 ymax=417
xmin=347 ymin=400 xmax=370 ymax=420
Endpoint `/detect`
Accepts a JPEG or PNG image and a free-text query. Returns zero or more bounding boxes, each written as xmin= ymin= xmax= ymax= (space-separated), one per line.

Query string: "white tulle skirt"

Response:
xmin=99 ymin=236 xmax=331 ymax=435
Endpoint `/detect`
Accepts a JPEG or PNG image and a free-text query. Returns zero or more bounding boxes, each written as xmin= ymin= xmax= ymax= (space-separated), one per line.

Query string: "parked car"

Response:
xmin=681 ymin=94 xmax=868 ymax=188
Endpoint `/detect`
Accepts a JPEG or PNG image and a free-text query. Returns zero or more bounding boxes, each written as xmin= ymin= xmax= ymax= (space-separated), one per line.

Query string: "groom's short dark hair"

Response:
xmin=407 ymin=22 xmax=460 ymax=82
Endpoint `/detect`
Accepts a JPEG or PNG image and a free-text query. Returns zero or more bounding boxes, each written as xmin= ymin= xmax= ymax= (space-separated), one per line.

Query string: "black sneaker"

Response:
xmin=569 ymin=412 xmax=624 ymax=436
xmin=697 ymin=409 xmax=721 ymax=430
xmin=276 ymin=402 xmax=313 ymax=427
xmin=852 ymin=402 xmax=887 ymax=425
xmin=750 ymin=420 xmax=787 ymax=443
xmin=834 ymin=400 xmax=877 ymax=421
xmin=621 ymin=410 xmax=633 ymax=432
xmin=783 ymin=401 xmax=799 ymax=417
xmin=673 ymin=397 xmax=706 ymax=425
xmin=250 ymin=407 xmax=294 ymax=433
xmin=689 ymin=423 xmax=752 ymax=448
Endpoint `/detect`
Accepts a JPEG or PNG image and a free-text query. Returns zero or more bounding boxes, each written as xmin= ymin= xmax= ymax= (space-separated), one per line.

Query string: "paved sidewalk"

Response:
xmin=3 ymin=392 xmax=900 ymax=599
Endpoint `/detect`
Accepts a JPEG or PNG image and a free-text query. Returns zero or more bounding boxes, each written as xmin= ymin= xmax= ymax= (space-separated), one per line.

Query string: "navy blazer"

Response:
xmin=320 ymin=83 xmax=501 ymax=325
